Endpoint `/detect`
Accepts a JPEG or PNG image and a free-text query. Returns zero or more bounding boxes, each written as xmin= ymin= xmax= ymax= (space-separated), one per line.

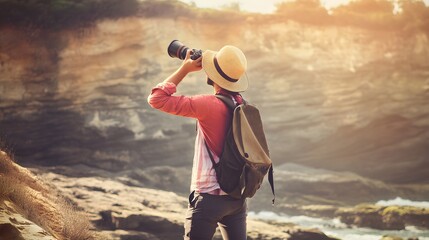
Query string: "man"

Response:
xmin=147 ymin=45 xmax=248 ymax=240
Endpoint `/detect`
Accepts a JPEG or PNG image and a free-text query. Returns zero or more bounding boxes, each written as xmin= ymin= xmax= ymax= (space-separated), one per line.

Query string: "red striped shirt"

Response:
xmin=147 ymin=82 xmax=232 ymax=194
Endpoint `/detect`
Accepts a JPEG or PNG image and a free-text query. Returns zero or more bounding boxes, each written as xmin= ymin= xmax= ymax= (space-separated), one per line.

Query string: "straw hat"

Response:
xmin=202 ymin=45 xmax=248 ymax=92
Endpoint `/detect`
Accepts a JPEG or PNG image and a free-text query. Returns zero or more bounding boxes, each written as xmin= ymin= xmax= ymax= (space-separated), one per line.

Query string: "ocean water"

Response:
xmin=249 ymin=198 xmax=429 ymax=240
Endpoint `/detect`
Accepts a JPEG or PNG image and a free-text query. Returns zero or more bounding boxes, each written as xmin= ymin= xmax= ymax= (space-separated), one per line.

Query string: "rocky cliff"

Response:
xmin=1 ymin=0 xmax=429 ymax=212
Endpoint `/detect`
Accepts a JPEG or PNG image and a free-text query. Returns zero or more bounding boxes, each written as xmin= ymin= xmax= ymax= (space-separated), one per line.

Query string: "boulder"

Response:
xmin=380 ymin=235 xmax=419 ymax=240
xmin=335 ymin=204 xmax=429 ymax=230
xmin=0 ymin=200 xmax=57 ymax=240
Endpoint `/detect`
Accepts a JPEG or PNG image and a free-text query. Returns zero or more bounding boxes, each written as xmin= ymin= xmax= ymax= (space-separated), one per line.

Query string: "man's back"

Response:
xmin=148 ymin=44 xmax=249 ymax=240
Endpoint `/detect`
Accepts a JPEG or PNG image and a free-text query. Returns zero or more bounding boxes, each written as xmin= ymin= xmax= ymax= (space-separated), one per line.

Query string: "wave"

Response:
xmin=376 ymin=197 xmax=429 ymax=208
xmin=248 ymin=211 xmax=429 ymax=240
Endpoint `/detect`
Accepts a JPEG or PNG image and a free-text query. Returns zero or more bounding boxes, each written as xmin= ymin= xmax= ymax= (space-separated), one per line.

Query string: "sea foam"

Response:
xmin=376 ymin=197 xmax=429 ymax=208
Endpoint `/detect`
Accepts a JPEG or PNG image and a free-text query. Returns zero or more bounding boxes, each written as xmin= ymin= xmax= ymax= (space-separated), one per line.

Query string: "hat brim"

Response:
xmin=202 ymin=50 xmax=248 ymax=92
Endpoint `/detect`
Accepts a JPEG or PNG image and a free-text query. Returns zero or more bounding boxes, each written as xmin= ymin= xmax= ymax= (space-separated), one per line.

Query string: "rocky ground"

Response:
xmin=32 ymin=167 xmax=338 ymax=240
xmin=1 ymin=152 xmax=340 ymax=240
xmin=0 ymin=200 xmax=56 ymax=240
xmin=30 ymin=164 xmax=429 ymax=239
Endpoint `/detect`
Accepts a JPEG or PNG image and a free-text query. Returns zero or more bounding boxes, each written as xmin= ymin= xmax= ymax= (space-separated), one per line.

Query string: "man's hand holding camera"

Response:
xmin=163 ymin=49 xmax=202 ymax=86
xmin=181 ymin=49 xmax=202 ymax=74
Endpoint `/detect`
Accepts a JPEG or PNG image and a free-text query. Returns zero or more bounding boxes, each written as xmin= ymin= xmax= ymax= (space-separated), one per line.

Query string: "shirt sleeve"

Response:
xmin=147 ymin=81 xmax=212 ymax=120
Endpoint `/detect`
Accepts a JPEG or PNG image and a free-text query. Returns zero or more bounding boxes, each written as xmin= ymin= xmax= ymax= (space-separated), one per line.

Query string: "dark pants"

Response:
xmin=184 ymin=192 xmax=247 ymax=240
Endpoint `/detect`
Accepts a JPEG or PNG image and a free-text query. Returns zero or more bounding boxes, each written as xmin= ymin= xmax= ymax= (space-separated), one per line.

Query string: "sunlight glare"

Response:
xmin=181 ymin=0 xmax=352 ymax=13
xmin=182 ymin=0 xmax=429 ymax=14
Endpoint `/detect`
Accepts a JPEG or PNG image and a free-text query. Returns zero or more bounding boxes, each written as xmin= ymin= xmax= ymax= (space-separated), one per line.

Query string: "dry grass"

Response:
xmin=0 ymin=150 xmax=96 ymax=240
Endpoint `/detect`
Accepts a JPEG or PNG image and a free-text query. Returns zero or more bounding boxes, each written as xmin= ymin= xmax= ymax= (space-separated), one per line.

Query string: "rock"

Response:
xmin=0 ymin=223 xmax=25 ymax=240
xmin=0 ymin=201 xmax=56 ymax=240
xmin=286 ymin=227 xmax=339 ymax=240
xmin=98 ymin=210 xmax=183 ymax=234
xmin=335 ymin=204 xmax=429 ymax=230
xmin=264 ymin=163 xmax=399 ymax=206
xmin=379 ymin=235 xmax=419 ymax=240
xmin=380 ymin=235 xmax=404 ymax=240
xmin=278 ymin=204 xmax=339 ymax=218
xmin=105 ymin=230 xmax=162 ymax=240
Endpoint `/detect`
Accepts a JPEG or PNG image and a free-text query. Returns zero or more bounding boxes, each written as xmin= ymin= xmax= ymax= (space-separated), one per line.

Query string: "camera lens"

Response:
xmin=168 ymin=40 xmax=202 ymax=60
xmin=168 ymin=40 xmax=188 ymax=60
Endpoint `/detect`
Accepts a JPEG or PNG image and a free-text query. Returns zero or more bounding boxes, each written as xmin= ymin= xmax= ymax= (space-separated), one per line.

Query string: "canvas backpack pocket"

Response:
xmin=240 ymin=162 xmax=271 ymax=198
xmin=213 ymin=153 xmax=244 ymax=198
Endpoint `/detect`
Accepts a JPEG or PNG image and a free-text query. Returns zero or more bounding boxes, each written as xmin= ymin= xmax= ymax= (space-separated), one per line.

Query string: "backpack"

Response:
xmin=205 ymin=94 xmax=275 ymax=204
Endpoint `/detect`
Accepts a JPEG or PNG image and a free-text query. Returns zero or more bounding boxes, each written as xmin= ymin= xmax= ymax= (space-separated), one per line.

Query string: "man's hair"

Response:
xmin=207 ymin=78 xmax=214 ymax=86
xmin=208 ymin=78 xmax=240 ymax=95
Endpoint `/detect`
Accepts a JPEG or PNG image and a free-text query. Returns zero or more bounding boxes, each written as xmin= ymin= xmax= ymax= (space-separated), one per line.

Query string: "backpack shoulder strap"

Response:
xmin=268 ymin=165 xmax=275 ymax=205
xmin=204 ymin=140 xmax=217 ymax=167
xmin=215 ymin=94 xmax=237 ymax=110
xmin=204 ymin=94 xmax=235 ymax=166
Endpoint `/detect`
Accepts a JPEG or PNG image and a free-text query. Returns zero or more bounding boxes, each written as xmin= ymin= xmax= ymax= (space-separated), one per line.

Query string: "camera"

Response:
xmin=167 ymin=40 xmax=202 ymax=60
